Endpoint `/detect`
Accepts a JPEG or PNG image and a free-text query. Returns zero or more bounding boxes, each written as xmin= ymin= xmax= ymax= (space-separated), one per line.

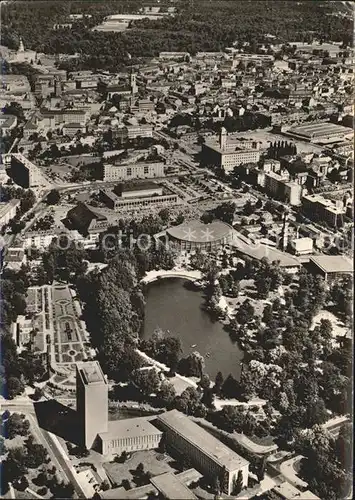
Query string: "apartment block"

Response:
xmin=302 ymin=194 xmax=346 ymax=227
xmin=103 ymin=162 xmax=165 ymax=182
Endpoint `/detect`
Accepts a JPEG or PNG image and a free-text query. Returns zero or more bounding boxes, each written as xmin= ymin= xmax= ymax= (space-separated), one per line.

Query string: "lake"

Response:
xmin=142 ymin=278 xmax=243 ymax=380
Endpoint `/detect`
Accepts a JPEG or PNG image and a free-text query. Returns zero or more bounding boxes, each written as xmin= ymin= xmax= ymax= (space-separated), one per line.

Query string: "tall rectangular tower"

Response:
xmin=76 ymin=361 xmax=108 ymax=449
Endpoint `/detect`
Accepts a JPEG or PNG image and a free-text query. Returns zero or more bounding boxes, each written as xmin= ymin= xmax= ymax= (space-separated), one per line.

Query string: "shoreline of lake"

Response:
xmin=142 ymin=277 xmax=244 ymax=380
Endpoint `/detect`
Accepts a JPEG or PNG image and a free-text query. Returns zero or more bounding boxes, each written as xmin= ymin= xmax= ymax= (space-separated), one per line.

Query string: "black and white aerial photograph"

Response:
xmin=0 ymin=1 xmax=353 ymax=499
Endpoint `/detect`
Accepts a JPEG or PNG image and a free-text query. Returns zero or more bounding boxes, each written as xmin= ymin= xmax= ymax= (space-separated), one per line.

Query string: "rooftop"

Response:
xmin=98 ymin=416 xmax=162 ymax=441
xmin=166 ymin=220 xmax=233 ymax=243
xmin=273 ymin=482 xmax=320 ymax=499
xmin=0 ymin=199 xmax=21 ymax=218
xmin=310 ymin=255 xmax=353 ymax=274
xmin=0 ymin=114 xmax=17 ymax=128
xmin=303 ymin=194 xmax=345 ymax=214
xmin=150 ymin=472 xmax=197 ymax=500
xmin=231 ymin=237 xmax=301 ymax=268
xmin=288 ymin=122 xmax=352 ymax=138
xmin=157 ymin=410 xmax=249 ymax=472
xmin=5 ymin=248 xmax=25 ymax=261
xmin=76 ymin=361 xmax=107 ymax=385
xmin=204 ymin=141 xmax=259 ymax=155
xmin=99 ymin=484 xmax=156 ymax=500
xmin=120 ymin=181 xmax=160 ymax=193
xmin=99 ymin=469 xmax=202 ymax=500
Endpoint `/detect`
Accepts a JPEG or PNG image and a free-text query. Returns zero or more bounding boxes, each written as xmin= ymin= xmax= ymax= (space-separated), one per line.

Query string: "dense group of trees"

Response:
xmin=295 ymin=424 xmax=352 ymax=499
xmin=1 ymin=263 xmax=48 ymax=400
xmin=42 ymin=238 xmax=88 ymax=283
xmin=2 ymin=1 xmax=351 ymax=72
xmin=0 ymin=186 xmax=36 ymax=234
xmin=1 ymin=430 xmax=53 ymax=496
xmin=224 ymin=267 xmax=352 ymax=447
xmin=1 ymin=331 xmax=46 ymax=399
xmin=97 ymin=216 xmax=176 ymax=273
xmin=76 ymin=253 xmax=146 ymax=381
xmin=140 ymin=329 xmax=182 ymax=371
xmin=222 ymin=112 xmax=271 ymax=133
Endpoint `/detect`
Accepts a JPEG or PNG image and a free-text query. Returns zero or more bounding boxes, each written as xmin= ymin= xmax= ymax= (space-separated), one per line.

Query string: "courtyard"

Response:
xmin=103 ymin=449 xmax=183 ymax=488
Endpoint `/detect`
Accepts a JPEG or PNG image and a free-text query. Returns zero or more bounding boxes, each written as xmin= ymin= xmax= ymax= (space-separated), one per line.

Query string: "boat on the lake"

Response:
xmin=191 ymin=344 xmax=197 ymax=348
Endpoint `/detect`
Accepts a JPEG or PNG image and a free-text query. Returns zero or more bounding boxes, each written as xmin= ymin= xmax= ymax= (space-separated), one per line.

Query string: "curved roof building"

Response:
xmin=166 ymin=219 xmax=234 ymax=251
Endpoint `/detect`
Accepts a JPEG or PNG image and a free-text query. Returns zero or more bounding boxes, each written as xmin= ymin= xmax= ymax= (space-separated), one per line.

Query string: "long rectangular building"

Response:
xmin=103 ymin=162 xmax=165 ymax=181
xmin=0 ymin=199 xmax=21 ymax=228
xmin=9 ymin=153 xmax=48 ymax=188
xmin=201 ymin=129 xmax=260 ymax=173
xmin=258 ymin=170 xmax=302 ymax=206
xmin=156 ymin=410 xmax=249 ymax=495
xmin=286 ymin=122 xmax=353 ymax=144
xmin=100 ymin=189 xmax=179 ymax=211
xmin=302 ymin=194 xmax=346 ymax=228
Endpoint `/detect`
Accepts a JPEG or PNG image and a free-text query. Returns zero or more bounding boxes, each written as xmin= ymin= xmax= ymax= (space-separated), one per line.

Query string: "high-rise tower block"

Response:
xmin=76 ymin=361 xmax=108 ymax=449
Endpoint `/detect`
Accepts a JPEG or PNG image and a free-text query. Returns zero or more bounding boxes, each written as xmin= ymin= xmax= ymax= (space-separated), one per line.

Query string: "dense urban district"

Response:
xmin=0 ymin=1 xmax=353 ymax=500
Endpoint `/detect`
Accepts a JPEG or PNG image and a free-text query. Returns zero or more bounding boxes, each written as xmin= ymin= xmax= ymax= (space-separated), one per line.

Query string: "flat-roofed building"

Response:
xmin=258 ymin=170 xmax=302 ymax=206
xmin=308 ymin=255 xmax=353 ymax=281
xmin=0 ymin=199 xmax=21 ymax=228
xmin=231 ymin=236 xmax=301 ymax=274
xmin=97 ymin=417 xmax=163 ymax=456
xmin=289 ymin=237 xmax=313 ymax=256
xmin=0 ymin=114 xmax=18 ymax=134
xmin=98 ymin=469 xmax=202 ymax=499
xmin=150 ymin=472 xmax=197 ymax=499
xmin=115 ymin=181 xmax=163 ymax=199
xmin=201 ymin=128 xmax=260 ymax=173
xmin=61 ymin=109 xmax=88 ymax=125
xmin=156 ymin=409 xmax=249 ymax=495
xmin=159 ymin=52 xmax=190 ymax=60
xmin=129 ymin=99 xmax=155 ymax=113
xmin=9 ymin=153 xmax=48 ymax=188
xmin=76 ymin=361 xmax=108 ymax=449
xmin=272 ymin=482 xmax=320 ymax=499
xmin=4 ymin=246 xmax=26 ymax=270
xmin=286 ymin=122 xmax=353 ymax=144
xmin=103 ymin=162 xmax=165 ymax=182
xmin=103 ymin=191 xmax=179 ymax=211
xmin=126 ymin=124 xmax=153 ymax=139
xmin=302 ymin=194 xmax=346 ymax=228
xmin=23 ymin=230 xmax=67 ymax=249
xmin=99 ymin=181 xmax=179 ymax=211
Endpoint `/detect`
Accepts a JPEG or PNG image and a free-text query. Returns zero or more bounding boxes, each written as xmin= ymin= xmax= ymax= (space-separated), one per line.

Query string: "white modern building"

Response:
xmin=103 ymin=162 xmax=165 ymax=181
xmin=156 ymin=410 xmax=249 ymax=495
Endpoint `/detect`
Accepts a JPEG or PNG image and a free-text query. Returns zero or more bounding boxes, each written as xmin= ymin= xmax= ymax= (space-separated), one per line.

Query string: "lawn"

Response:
xmin=3 ymin=419 xmax=58 ymax=500
xmin=103 ymin=449 xmax=181 ymax=488
xmin=248 ymin=434 xmax=276 ymax=447
xmin=168 ymin=376 xmax=196 ymax=395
